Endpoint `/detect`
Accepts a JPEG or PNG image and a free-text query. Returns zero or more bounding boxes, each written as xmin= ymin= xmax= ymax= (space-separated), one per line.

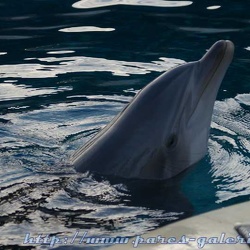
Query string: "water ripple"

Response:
xmin=0 ymin=172 xmax=188 ymax=246
xmin=0 ymin=83 xmax=72 ymax=101
xmin=0 ymin=56 xmax=184 ymax=78
xmin=209 ymin=94 xmax=250 ymax=203
xmin=0 ymin=35 xmax=35 ymax=40
xmin=178 ymin=27 xmax=241 ymax=34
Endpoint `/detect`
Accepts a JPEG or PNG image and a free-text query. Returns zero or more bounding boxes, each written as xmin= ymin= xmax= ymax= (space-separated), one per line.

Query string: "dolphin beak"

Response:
xmin=200 ymin=40 xmax=234 ymax=64
xmin=187 ymin=40 xmax=234 ymax=125
xmin=198 ymin=40 xmax=234 ymax=87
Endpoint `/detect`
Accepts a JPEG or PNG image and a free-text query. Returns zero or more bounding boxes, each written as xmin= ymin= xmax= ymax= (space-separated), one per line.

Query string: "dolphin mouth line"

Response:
xmin=200 ymin=41 xmax=228 ymax=98
xmin=187 ymin=41 xmax=230 ymax=122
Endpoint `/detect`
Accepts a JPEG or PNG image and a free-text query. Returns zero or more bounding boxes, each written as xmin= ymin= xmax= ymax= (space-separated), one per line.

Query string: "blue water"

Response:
xmin=0 ymin=0 xmax=250 ymax=248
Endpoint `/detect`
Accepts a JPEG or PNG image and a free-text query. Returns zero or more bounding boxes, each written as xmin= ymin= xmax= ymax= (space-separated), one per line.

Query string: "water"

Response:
xmin=0 ymin=0 xmax=250 ymax=249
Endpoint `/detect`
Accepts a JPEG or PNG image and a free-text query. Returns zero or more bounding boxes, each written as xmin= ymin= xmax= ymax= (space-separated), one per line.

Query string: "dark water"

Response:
xmin=0 ymin=0 xmax=250 ymax=249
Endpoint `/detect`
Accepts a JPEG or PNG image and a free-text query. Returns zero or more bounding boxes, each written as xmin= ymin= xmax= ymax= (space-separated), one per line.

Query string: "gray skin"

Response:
xmin=71 ymin=40 xmax=234 ymax=180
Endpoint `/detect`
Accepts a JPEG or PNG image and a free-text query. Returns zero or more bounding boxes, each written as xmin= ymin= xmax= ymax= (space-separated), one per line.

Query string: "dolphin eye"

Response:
xmin=166 ymin=134 xmax=177 ymax=148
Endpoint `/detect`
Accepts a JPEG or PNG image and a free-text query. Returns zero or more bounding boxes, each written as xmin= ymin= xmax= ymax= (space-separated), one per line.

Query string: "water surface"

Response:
xmin=0 ymin=0 xmax=250 ymax=249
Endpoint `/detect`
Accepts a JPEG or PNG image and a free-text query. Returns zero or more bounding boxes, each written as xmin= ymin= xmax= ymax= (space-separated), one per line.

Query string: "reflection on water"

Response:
xmin=206 ymin=5 xmax=221 ymax=10
xmin=0 ymin=0 xmax=250 ymax=248
xmin=59 ymin=26 xmax=115 ymax=33
xmin=0 ymin=83 xmax=72 ymax=101
xmin=72 ymin=0 xmax=193 ymax=9
xmin=47 ymin=50 xmax=75 ymax=54
xmin=0 ymin=56 xmax=184 ymax=78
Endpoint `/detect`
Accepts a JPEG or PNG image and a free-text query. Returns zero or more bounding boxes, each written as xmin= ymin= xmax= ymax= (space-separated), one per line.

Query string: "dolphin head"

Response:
xmin=72 ymin=40 xmax=234 ymax=180
xmin=142 ymin=40 xmax=234 ymax=178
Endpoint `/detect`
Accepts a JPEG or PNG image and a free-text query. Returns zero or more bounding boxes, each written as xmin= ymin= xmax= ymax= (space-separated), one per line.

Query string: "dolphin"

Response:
xmin=71 ymin=40 xmax=234 ymax=180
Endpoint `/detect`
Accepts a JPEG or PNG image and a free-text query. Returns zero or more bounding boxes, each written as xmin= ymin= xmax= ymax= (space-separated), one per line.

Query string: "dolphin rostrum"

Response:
xmin=71 ymin=40 xmax=234 ymax=180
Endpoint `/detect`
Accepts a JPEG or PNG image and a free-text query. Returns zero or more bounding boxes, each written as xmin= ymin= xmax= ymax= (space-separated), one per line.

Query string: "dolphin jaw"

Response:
xmin=187 ymin=40 xmax=234 ymax=124
xmin=198 ymin=40 xmax=234 ymax=91
xmin=181 ymin=40 xmax=234 ymax=170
